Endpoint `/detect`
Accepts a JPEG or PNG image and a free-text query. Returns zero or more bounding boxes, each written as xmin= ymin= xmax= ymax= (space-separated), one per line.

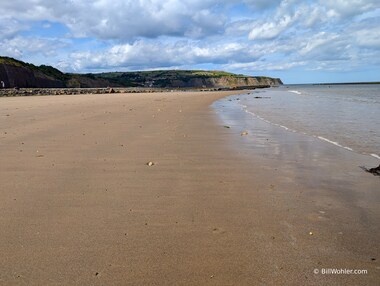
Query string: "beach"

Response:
xmin=0 ymin=91 xmax=379 ymax=285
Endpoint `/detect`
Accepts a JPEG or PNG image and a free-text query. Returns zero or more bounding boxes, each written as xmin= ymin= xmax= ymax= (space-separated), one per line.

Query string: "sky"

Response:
xmin=1 ymin=0 xmax=379 ymax=84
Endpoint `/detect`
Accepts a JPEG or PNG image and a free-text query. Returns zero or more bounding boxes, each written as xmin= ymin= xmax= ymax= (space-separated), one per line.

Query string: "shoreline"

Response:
xmin=233 ymin=85 xmax=380 ymax=164
xmin=0 ymin=86 xmax=275 ymax=97
xmin=0 ymin=91 xmax=379 ymax=285
xmin=218 ymin=93 xmax=380 ymax=162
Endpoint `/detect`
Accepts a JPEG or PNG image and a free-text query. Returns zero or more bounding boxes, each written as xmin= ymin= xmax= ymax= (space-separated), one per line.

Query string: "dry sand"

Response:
xmin=0 ymin=91 xmax=379 ymax=285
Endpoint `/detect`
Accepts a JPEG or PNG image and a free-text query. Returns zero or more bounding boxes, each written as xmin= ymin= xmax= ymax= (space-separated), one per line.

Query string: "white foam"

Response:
xmin=279 ymin=125 xmax=290 ymax=130
xmin=237 ymin=103 xmax=380 ymax=160
xmin=316 ymin=137 xmax=354 ymax=152
xmin=370 ymin=153 xmax=380 ymax=160
xmin=317 ymin=136 xmax=344 ymax=147
xmin=227 ymin=95 xmax=380 ymax=161
xmin=243 ymin=108 xmax=297 ymax=133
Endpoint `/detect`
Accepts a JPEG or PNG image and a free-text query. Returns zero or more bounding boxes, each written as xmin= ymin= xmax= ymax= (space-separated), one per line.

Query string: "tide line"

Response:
xmin=239 ymin=104 xmax=365 ymax=157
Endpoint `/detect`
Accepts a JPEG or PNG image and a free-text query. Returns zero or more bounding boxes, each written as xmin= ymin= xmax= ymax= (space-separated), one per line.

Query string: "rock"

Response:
xmin=108 ymin=88 xmax=115 ymax=93
xmin=241 ymin=131 xmax=248 ymax=136
xmin=366 ymin=164 xmax=380 ymax=176
xmin=223 ymin=125 xmax=230 ymax=128
xmin=147 ymin=161 xmax=154 ymax=166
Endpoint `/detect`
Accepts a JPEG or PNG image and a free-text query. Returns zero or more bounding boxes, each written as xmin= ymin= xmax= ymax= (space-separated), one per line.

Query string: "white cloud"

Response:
xmin=248 ymin=14 xmax=294 ymax=40
xmin=350 ymin=18 xmax=380 ymax=48
xmin=0 ymin=0 xmax=379 ymax=82
xmin=355 ymin=28 xmax=380 ymax=48
xmin=242 ymin=0 xmax=282 ymax=10
xmin=0 ymin=37 xmax=68 ymax=59
xmin=320 ymin=0 xmax=380 ymax=18
xmin=298 ymin=32 xmax=343 ymax=57
xmin=224 ymin=60 xmax=306 ymax=71
xmin=59 ymin=39 xmax=267 ymax=72
xmin=1 ymin=0 xmax=227 ymax=40
xmin=0 ymin=17 xmax=27 ymax=39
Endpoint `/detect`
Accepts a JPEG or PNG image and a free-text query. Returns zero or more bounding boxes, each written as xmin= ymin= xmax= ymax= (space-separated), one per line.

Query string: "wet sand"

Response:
xmin=0 ymin=91 xmax=379 ymax=285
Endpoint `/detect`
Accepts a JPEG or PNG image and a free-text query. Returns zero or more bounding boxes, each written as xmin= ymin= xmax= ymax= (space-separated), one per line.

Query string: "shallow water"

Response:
xmin=226 ymin=84 xmax=380 ymax=160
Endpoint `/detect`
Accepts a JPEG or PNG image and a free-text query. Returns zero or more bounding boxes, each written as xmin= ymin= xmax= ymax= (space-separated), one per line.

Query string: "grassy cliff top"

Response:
xmin=91 ymin=69 xmax=252 ymax=79
xmin=0 ymin=56 xmax=30 ymax=67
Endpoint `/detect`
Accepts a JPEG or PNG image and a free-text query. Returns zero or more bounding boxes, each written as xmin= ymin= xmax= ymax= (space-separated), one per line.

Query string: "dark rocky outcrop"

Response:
xmin=0 ymin=87 xmax=239 ymax=97
xmin=366 ymin=165 xmax=380 ymax=176
xmin=0 ymin=63 xmax=65 ymax=88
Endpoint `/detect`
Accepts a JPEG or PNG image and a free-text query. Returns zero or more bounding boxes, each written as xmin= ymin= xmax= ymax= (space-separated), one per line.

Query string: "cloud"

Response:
xmin=0 ymin=0 xmax=379 ymax=83
xmin=63 ymin=1 xmax=226 ymax=39
xmin=350 ymin=18 xmax=380 ymax=48
xmin=0 ymin=37 xmax=68 ymax=59
xmin=246 ymin=1 xmax=332 ymax=41
xmin=298 ymin=32 xmax=351 ymax=61
xmin=1 ymin=0 xmax=228 ymax=40
xmin=248 ymin=14 xmax=294 ymax=40
xmin=320 ymin=0 xmax=380 ymax=18
xmin=224 ymin=60 xmax=306 ymax=71
xmin=355 ymin=27 xmax=380 ymax=48
xmin=242 ymin=0 xmax=282 ymax=10
xmin=0 ymin=17 xmax=27 ymax=39
xmin=61 ymin=39 xmax=265 ymax=72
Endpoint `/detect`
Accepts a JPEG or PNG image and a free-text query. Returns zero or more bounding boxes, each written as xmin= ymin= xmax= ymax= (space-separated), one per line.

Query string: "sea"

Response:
xmin=215 ymin=84 xmax=380 ymax=160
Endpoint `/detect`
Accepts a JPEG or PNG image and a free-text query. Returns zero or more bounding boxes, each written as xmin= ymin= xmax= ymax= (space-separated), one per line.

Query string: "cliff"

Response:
xmin=96 ymin=70 xmax=282 ymax=88
xmin=0 ymin=56 xmax=282 ymax=89
xmin=0 ymin=58 xmax=66 ymax=88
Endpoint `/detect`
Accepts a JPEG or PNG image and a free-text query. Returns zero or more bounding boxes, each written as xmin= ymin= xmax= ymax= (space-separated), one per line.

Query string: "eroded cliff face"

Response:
xmin=206 ymin=76 xmax=282 ymax=88
xmin=151 ymin=76 xmax=282 ymax=88
xmin=0 ymin=64 xmax=65 ymax=88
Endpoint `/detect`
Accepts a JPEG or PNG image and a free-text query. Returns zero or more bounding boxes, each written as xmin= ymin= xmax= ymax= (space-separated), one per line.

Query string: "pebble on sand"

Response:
xmin=147 ymin=161 xmax=155 ymax=166
xmin=241 ymin=131 xmax=248 ymax=136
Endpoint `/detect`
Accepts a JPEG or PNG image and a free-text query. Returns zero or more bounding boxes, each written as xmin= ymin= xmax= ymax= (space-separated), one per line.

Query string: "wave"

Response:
xmin=239 ymin=102 xmax=379 ymax=161
xmin=371 ymin=154 xmax=380 ymax=160
xmin=288 ymin=90 xmax=302 ymax=95
xmin=244 ymin=109 xmax=298 ymax=133
xmin=317 ymin=136 xmax=353 ymax=151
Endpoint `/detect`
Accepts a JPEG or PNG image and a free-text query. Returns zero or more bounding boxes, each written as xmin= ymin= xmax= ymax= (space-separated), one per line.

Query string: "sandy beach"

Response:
xmin=0 ymin=91 xmax=379 ymax=285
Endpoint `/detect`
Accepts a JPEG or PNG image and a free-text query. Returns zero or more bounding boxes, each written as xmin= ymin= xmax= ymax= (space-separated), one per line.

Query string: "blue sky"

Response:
xmin=1 ymin=0 xmax=379 ymax=84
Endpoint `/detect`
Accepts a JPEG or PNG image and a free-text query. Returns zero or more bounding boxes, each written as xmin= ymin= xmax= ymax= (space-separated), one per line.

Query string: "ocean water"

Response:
xmin=224 ymin=84 xmax=380 ymax=160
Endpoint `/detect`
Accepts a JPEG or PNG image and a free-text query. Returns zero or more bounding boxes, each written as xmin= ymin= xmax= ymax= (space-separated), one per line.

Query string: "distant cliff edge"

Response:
xmin=0 ymin=56 xmax=283 ymax=89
